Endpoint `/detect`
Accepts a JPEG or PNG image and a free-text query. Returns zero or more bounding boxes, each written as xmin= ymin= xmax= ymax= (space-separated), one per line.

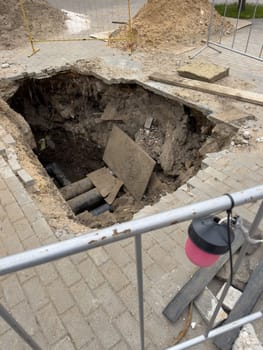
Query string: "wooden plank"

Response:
xmin=149 ymin=73 xmax=263 ymax=106
xmin=163 ymin=230 xmax=244 ymax=323
xmin=103 ymin=126 xmax=156 ymax=201
xmin=88 ymin=167 xmax=123 ymax=204
xmin=213 ymin=256 xmax=263 ymax=350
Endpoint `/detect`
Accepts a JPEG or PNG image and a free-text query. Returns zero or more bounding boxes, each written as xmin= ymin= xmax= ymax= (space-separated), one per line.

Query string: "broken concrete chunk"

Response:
xmin=233 ymin=323 xmax=263 ymax=350
xmin=217 ymin=254 xmax=250 ymax=290
xmin=2 ymin=134 xmax=16 ymax=146
xmin=216 ymin=283 xmax=242 ymax=311
xmin=8 ymin=158 xmax=21 ymax=173
xmin=103 ymin=126 xmax=156 ymax=200
xmin=17 ymin=169 xmax=35 ymax=187
xmin=177 ymin=62 xmax=229 ymax=83
xmin=88 ymin=167 xmax=123 ymax=204
xmin=194 ymin=287 xmax=228 ymax=326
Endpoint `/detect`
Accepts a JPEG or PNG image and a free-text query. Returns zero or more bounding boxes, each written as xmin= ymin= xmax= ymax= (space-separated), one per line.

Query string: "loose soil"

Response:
xmin=0 ymin=0 xmax=65 ymax=49
xmin=111 ymin=0 xmax=231 ymax=50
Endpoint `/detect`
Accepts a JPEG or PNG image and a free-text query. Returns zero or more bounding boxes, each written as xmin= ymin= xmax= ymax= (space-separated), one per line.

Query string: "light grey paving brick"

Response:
xmin=4 ymin=174 xmax=24 ymax=193
xmin=81 ymin=338 xmax=103 ymax=350
xmin=22 ymin=234 xmax=41 ymax=250
xmin=21 ymin=202 xmax=43 ymax=224
xmin=0 ymin=177 xmax=6 ymax=190
xmin=0 ymin=141 xmax=6 ymax=156
xmin=88 ymin=247 xmax=109 ymax=266
xmin=36 ymin=303 xmax=67 ymax=345
xmin=147 ymin=245 xmax=176 ymax=271
xmin=119 ymin=283 xmax=151 ymax=321
xmin=89 ymin=308 xmax=121 ymax=349
xmin=52 ymin=336 xmax=76 ymax=350
xmin=0 ymin=299 xmax=10 ymax=335
xmin=17 ymin=267 xmax=36 ymax=284
xmin=55 ymin=258 xmax=81 ymax=287
xmin=14 ymin=217 xmax=35 ymax=241
xmin=70 ymin=280 xmax=98 ymax=316
xmin=31 ymin=217 xmax=54 ymax=242
xmin=13 ymin=189 xmax=33 ymax=206
xmin=141 ymin=234 xmax=156 ymax=251
xmin=2 ymin=275 xmax=25 ymax=307
xmin=8 ymin=158 xmax=21 ymax=173
xmin=2 ymin=134 xmax=16 ymax=146
xmin=11 ymin=300 xmax=38 ymax=336
xmin=114 ymin=311 xmax=142 ymax=349
xmin=36 ymin=263 xmax=58 ymax=286
xmin=145 ymin=263 xmax=165 ymax=283
xmin=0 ymin=165 xmax=14 ymax=179
xmin=95 ymin=283 xmax=125 ymax=319
xmin=70 ymin=251 xmax=89 ymax=265
xmin=5 ymin=201 xmax=24 ymax=223
xmin=0 ymin=329 xmax=30 ymax=350
xmin=61 ymin=306 xmax=94 ymax=349
xmin=104 ymin=242 xmax=131 ymax=267
xmin=17 ymin=169 xmax=35 ymax=187
xmin=47 ymin=279 xmax=74 ymax=314
xmin=110 ymin=340 xmax=130 ymax=350
xmin=23 ymin=276 xmax=49 ymax=311
xmin=78 ymin=257 xmax=105 ymax=290
xmin=2 ymin=226 xmax=24 ymax=254
xmin=100 ymin=259 xmax=129 ymax=292
xmin=0 ymin=188 xmax=15 ymax=206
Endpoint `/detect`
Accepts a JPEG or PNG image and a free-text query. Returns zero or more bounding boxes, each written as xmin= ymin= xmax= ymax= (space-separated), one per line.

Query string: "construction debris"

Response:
xmin=149 ymin=73 xmax=263 ymax=106
xmin=88 ymin=167 xmax=123 ymax=204
xmin=216 ymin=283 xmax=242 ymax=311
xmin=103 ymin=126 xmax=156 ymax=200
xmin=177 ymin=62 xmax=229 ymax=83
xmin=194 ymin=287 xmax=227 ymax=326
xmin=233 ymin=323 xmax=263 ymax=350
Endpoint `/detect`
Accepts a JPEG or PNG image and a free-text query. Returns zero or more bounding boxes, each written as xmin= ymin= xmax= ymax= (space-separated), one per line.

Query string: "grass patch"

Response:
xmin=215 ymin=3 xmax=263 ymax=19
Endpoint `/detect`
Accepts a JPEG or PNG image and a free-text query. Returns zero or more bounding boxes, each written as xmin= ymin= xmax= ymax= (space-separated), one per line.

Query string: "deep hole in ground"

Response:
xmin=8 ymin=71 xmax=232 ymax=228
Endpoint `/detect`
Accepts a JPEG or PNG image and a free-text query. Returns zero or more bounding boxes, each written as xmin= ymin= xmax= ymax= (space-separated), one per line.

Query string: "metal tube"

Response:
xmin=0 ymin=304 xmax=42 ymax=350
xmin=135 ymin=235 xmax=145 ymax=350
xmin=0 ymin=186 xmax=263 ymax=276
xmin=207 ymin=41 xmax=263 ymax=62
xmin=166 ymin=310 xmax=263 ymax=350
xmin=244 ymin=0 xmax=259 ymax=53
xmin=206 ymin=200 xmax=263 ymax=333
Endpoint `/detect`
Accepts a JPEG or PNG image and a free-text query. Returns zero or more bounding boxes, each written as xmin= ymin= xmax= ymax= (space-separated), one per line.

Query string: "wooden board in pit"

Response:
xmin=103 ymin=126 xmax=156 ymax=201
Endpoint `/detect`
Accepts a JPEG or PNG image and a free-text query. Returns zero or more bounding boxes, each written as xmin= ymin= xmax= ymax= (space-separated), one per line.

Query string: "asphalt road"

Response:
xmin=47 ymin=0 xmax=146 ymax=16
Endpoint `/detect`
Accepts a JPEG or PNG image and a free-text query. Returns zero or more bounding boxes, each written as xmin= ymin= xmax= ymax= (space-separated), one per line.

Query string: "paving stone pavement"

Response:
xmin=0 ymin=114 xmax=262 ymax=350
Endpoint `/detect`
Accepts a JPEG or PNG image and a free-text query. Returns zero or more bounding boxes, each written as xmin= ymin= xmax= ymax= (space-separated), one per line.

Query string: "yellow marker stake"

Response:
xmin=18 ymin=0 xmax=40 ymax=56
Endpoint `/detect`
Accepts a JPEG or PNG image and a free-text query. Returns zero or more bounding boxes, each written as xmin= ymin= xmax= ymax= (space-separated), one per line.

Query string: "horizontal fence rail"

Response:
xmin=0 ymin=185 xmax=263 ymax=275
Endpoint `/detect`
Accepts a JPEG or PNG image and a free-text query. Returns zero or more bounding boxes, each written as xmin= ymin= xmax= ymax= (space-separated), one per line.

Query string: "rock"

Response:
xmin=1 ymin=63 xmax=10 ymax=69
xmin=242 ymin=131 xmax=250 ymax=140
xmin=233 ymin=323 xmax=263 ymax=350
xmin=217 ymin=254 xmax=250 ymax=291
xmin=177 ymin=62 xmax=229 ymax=83
xmin=216 ymin=283 xmax=242 ymax=311
xmin=194 ymin=287 xmax=227 ymax=326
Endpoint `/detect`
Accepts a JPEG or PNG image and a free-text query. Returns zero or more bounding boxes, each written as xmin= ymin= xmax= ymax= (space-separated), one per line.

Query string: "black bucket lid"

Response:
xmin=188 ymin=216 xmax=234 ymax=255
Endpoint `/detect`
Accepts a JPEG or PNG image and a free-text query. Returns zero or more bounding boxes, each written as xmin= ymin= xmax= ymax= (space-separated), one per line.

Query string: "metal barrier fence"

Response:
xmin=0 ymin=185 xmax=263 ymax=349
xmin=194 ymin=0 xmax=263 ymax=61
xmin=19 ymin=0 xmax=145 ymax=55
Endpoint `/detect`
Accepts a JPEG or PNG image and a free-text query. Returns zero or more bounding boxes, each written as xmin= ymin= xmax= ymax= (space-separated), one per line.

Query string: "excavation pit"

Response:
xmin=8 ymin=71 xmax=232 ymax=228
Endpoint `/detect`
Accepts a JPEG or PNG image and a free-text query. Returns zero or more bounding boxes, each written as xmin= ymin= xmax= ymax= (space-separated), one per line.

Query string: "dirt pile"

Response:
xmin=113 ymin=0 xmax=226 ymax=50
xmin=0 ymin=0 xmax=65 ymax=49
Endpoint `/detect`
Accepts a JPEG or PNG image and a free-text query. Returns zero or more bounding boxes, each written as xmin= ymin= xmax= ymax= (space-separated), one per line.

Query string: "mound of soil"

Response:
xmin=0 ymin=0 xmax=65 ymax=49
xmin=112 ymin=0 xmax=227 ymax=50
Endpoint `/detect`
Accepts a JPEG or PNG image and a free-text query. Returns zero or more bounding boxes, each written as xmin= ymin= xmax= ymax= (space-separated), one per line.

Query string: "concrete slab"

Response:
xmin=103 ymin=126 xmax=156 ymax=200
xmin=177 ymin=61 xmax=229 ymax=83
xmin=216 ymin=283 xmax=242 ymax=311
xmin=88 ymin=167 xmax=123 ymax=204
